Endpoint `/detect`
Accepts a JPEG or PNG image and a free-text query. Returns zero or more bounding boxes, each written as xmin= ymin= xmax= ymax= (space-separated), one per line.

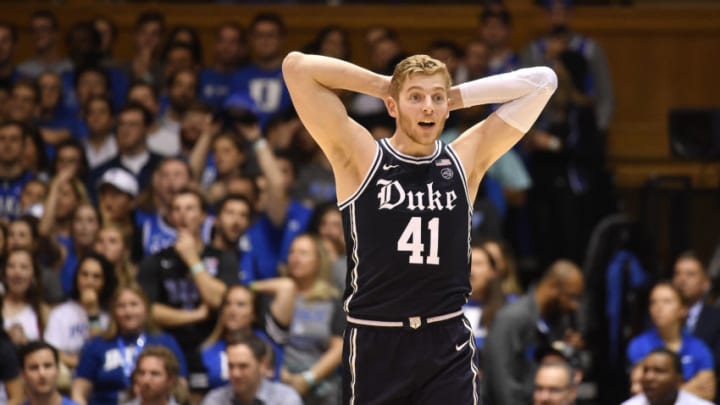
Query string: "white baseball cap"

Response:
xmin=97 ymin=168 xmax=139 ymax=197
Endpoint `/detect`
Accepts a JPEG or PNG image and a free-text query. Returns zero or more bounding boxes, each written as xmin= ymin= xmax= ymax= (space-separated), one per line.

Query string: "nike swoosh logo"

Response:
xmin=455 ymin=341 xmax=469 ymax=351
xmin=383 ymin=164 xmax=399 ymax=170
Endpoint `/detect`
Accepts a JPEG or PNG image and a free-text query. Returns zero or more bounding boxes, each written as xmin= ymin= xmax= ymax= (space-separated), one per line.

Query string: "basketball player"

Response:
xmin=282 ymin=51 xmax=556 ymax=404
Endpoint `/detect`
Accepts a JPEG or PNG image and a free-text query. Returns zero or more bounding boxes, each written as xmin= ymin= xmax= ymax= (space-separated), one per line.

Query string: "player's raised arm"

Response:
xmin=450 ymin=67 xmax=558 ymax=197
xmin=282 ymin=52 xmax=387 ymax=200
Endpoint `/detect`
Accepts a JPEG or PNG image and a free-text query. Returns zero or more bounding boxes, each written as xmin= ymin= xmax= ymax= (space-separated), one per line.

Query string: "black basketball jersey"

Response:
xmin=340 ymin=138 xmax=472 ymax=320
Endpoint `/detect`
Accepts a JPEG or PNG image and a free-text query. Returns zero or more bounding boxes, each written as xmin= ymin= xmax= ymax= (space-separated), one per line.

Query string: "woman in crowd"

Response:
xmin=481 ymin=238 xmax=522 ymax=298
xmin=308 ymin=202 xmax=346 ymax=293
xmin=281 ymin=234 xmax=344 ymax=405
xmin=195 ymin=278 xmax=296 ymax=394
xmin=72 ymin=284 xmax=187 ymax=405
xmin=44 ymin=253 xmax=118 ymax=370
xmin=1 ymin=248 xmax=48 ymax=346
xmin=627 ymin=281 xmax=716 ymax=401
xmin=94 ymin=224 xmax=136 ymax=285
xmin=56 ymin=203 xmax=102 ymax=296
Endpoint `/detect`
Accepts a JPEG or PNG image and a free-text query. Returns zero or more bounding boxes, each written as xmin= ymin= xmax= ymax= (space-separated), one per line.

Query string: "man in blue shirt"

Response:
xmin=199 ymin=23 xmax=247 ymax=111
xmin=229 ymin=13 xmax=292 ymax=129
xmin=0 ymin=121 xmax=33 ymax=221
xmin=20 ymin=341 xmax=80 ymax=405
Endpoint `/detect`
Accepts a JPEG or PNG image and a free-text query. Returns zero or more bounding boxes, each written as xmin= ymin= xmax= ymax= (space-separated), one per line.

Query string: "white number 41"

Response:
xmin=397 ymin=217 xmax=439 ymax=265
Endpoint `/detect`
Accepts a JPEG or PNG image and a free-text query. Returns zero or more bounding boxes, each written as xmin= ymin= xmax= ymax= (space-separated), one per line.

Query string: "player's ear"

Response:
xmin=385 ymin=96 xmax=398 ymax=118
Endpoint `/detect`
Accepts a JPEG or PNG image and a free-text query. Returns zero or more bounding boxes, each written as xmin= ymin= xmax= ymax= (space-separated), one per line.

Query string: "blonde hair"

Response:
xmin=282 ymin=234 xmax=339 ymax=301
xmin=389 ymin=54 xmax=452 ymax=99
xmin=102 ymin=283 xmax=159 ymax=339
xmin=98 ymin=224 xmax=135 ymax=284
xmin=201 ymin=284 xmax=258 ymax=349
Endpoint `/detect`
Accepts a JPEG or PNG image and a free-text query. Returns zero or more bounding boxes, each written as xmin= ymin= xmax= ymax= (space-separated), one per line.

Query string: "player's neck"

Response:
xmin=388 ymin=133 xmax=436 ymax=158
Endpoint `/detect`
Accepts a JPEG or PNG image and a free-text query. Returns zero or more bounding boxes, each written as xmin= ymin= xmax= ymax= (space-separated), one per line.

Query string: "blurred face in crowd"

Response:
xmin=30 ymin=15 xmax=56 ymax=53
xmin=369 ymin=37 xmax=401 ymax=73
xmin=76 ymin=257 xmax=104 ymax=295
xmin=154 ymin=159 xmax=191 ymax=209
xmin=215 ymin=25 xmax=244 ymax=67
xmin=55 ymin=145 xmax=83 ymax=177
xmin=55 ymin=181 xmax=79 ymax=221
xmin=170 ymin=192 xmax=205 ymax=235
xmin=213 ymin=135 xmax=245 ymax=177
xmin=227 ymin=343 xmax=263 ymax=400
xmin=673 ymin=256 xmax=709 ymax=305
xmin=287 ymin=235 xmax=319 ymax=283
xmin=135 ymin=20 xmax=162 ymax=52
xmin=641 ymin=353 xmax=682 ymax=404
xmin=38 ymin=72 xmax=61 ymax=111
xmin=319 ymin=29 xmax=347 ymax=60
xmin=85 ymin=98 xmax=114 ymax=137
xmin=19 ymin=180 xmax=46 ymax=212
xmin=0 ymin=26 xmax=15 ymax=64
xmin=8 ymin=84 xmax=37 ymax=123
xmin=135 ymin=356 xmax=175 ymax=403
xmin=318 ymin=208 xmax=343 ymax=248
xmin=116 ymin=109 xmax=147 ymax=155
xmin=164 ymin=47 xmax=195 ymax=79
xmin=225 ymin=177 xmax=257 ymax=209
xmin=94 ymin=18 xmax=114 ymax=55
xmin=168 ymin=70 xmax=197 ymax=115
xmin=429 ymin=47 xmax=458 ymax=76
xmin=115 ymin=289 xmax=147 ymax=334
xmin=222 ymin=286 xmax=255 ymax=332
xmin=72 ymin=204 xmax=100 ymax=248
xmin=0 ymin=124 xmax=24 ymax=165
xmin=76 ymin=71 xmax=108 ymax=107
xmin=8 ymin=220 xmax=34 ymax=250
xmin=99 ymin=186 xmax=134 ymax=222
xmin=533 ymin=364 xmax=574 ymax=405
xmin=128 ymin=85 xmax=159 ymax=117
xmin=481 ymin=16 xmax=510 ymax=50
xmin=22 ymin=348 xmax=59 ymax=398
xmin=465 ymin=41 xmax=489 ymax=79
xmin=649 ymin=284 xmax=686 ymax=331
xmin=4 ymin=250 xmax=34 ymax=297
xmin=216 ymin=198 xmax=251 ymax=246
xmin=249 ymin=20 xmax=283 ymax=63
xmin=95 ymin=227 xmax=126 ymax=264
xmin=469 ymin=247 xmax=496 ymax=296
xmin=179 ymin=109 xmax=207 ymax=148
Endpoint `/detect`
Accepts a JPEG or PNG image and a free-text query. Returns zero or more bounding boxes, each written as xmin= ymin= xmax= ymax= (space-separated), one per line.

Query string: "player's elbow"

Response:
xmin=282 ymin=51 xmax=307 ymax=79
xmin=537 ymin=66 xmax=558 ymax=93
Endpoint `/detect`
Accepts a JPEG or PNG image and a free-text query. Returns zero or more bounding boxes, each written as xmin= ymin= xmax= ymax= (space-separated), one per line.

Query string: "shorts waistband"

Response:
xmin=346 ymin=309 xmax=464 ymax=330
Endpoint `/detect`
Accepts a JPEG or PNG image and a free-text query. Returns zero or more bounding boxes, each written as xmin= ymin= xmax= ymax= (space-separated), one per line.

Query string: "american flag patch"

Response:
xmin=435 ymin=159 xmax=451 ymax=167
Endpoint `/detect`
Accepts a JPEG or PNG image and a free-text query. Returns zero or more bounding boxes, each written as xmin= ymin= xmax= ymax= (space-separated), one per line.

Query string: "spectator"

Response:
xmin=17 ymin=10 xmax=72 ymax=78
xmin=627 ymin=282 xmax=716 ymax=401
xmin=155 ymin=68 xmax=197 ymax=156
xmin=280 ymin=234 xmax=344 ymax=404
xmin=210 ymin=194 xmax=255 ymax=284
xmin=0 ymin=121 xmax=34 ymax=220
xmin=94 ymin=224 xmax=135 ymax=284
xmin=479 ymin=5 xmax=520 ymax=76
xmin=91 ymin=103 xmax=164 ymax=191
xmin=0 ymin=325 xmax=22 ymax=405
xmin=307 ymin=202 xmax=346 ymax=293
xmin=121 ymin=346 xmax=184 ymax=405
xmin=622 ymin=348 xmax=713 ymax=405
xmin=82 ymin=96 xmax=117 ymax=169
xmin=96 ymin=168 xmax=142 ymax=264
xmin=93 ymin=16 xmax=118 ymax=65
xmin=120 ymin=11 xmax=165 ymax=87
xmin=36 ymin=71 xmax=73 ymax=153
xmin=289 ymin=124 xmax=335 ymax=207
xmin=484 ymin=259 xmax=584 ymax=404
xmin=482 ymin=238 xmax=523 ymax=297
xmin=19 ymin=341 xmax=79 ymax=405
xmin=44 ymin=253 xmax=117 ymax=371
xmin=533 ymin=360 xmax=576 ymax=405
xmin=1 ymin=248 xmax=49 ymax=346
xmin=7 ymin=215 xmax=63 ymax=305
xmin=201 ymin=333 xmax=302 ymax=405
xmin=137 ymin=188 xmax=237 ymax=354
xmin=304 ymin=25 xmax=351 ymax=62
xmin=230 ymin=12 xmax=293 ymax=128
xmin=163 ymin=25 xmax=202 ymax=72
xmin=71 ymin=284 xmax=188 ymax=405
xmin=194 ymin=280 xmax=295 ymax=392
xmin=199 ymin=22 xmax=247 ymax=111
xmin=126 ymin=82 xmax=176 ymax=158
xmin=0 ymin=22 xmax=19 ymax=89
xmin=18 ymin=179 xmax=47 ymax=216
xmin=428 ymin=39 xmax=468 ymax=85
xmin=5 ymin=79 xmax=39 ymax=126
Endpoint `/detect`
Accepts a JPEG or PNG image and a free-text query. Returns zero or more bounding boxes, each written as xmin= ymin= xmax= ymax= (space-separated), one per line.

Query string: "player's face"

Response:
xmin=115 ymin=289 xmax=147 ymax=334
xmin=641 ymin=353 xmax=682 ymax=403
xmin=533 ymin=366 xmax=572 ymax=405
xmin=223 ymin=287 xmax=254 ymax=331
xmin=227 ymin=344 xmax=262 ymax=398
xmin=135 ymin=356 xmax=173 ymax=402
xmin=287 ymin=236 xmax=319 ymax=282
xmin=393 ymin=73 xmax=449 ymax=146
xmin=22 ymin=348 xmax=59 ymax=397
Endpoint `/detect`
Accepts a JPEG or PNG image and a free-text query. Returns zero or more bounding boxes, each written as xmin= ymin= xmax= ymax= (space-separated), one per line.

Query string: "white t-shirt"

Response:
xmin=3 ymin=304 xmax=40 ymax=341
xmin=621 ymin=390 xmax=714 ymax=405
xmin=44 ymin=301 xmax=109 ymax=354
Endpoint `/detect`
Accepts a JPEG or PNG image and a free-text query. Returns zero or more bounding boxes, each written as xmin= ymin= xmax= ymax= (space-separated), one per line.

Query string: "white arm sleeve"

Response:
xmin=458 ymin=67 xmax=558 ymax=133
